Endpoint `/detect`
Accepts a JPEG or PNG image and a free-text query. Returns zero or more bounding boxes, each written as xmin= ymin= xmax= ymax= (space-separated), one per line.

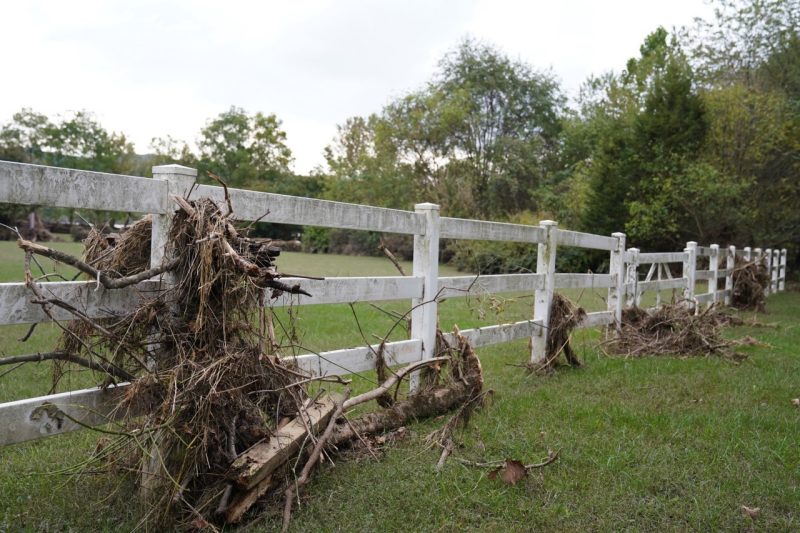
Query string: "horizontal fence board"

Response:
xmin=695 ymin=246 xmax=713 ymax=256
xmin=0 ymin=161 xmax=168 ymax=214
xmin=578 ymin=310 xmax=614 ymax=328
xmin=636 ymin=278 xmax=688 ymax=293
xmin=717 ymin=268 xmax=732 ymax=277
xmin=440 ymin=217 xmax=545 ymax=243
xmin=694 ymin=292 xmax=715 ymax=304
xmin=0 ymin=384 xmax=128 ymax=446
xmin=554 ymin=273 xmax=614 ymax=289
xmin=444 ymin=320 xmax=543 ymax=348
xmin=437 ymin=274 xmax=543 ymax=298
xmin=194 ymin=184 xmax=423 ymax=234
xmin=555 ymin=229 xmax=617 ymax=251
xmin=695 ymin=270 xmax=714 ymax=280
xmin=286 ymin=339 xmax=421 ymax=377
xmin=270 ymin=276 xmax=423 ymax=306
xmin=0 ymin=280 xmax=161 ymax=325
xmin=637 ymin=252 xmax=686 ymax=263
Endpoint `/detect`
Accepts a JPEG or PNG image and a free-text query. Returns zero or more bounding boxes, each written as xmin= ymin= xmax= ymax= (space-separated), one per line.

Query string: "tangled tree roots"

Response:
xmin=606 ymin=304 xmax=740 ymax=359
xmin=732 ymin=258 xmax=770 ymax=311
xmin=537 ymin=293 xmax=586 ymax=373
xmin=17 ymin=192 xmax=486 ymax=530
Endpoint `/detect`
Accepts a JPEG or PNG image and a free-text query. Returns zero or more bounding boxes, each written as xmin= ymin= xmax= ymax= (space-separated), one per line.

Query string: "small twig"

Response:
xmin=18 ymin=322 xmax=38 ymax=342
xmin=208 ymin=171 xmax=234 ymax=217
xmin=343 ymin=357 xmax=449 ymax=410
xmin=378 ymin=239 xmax=407 ymax=276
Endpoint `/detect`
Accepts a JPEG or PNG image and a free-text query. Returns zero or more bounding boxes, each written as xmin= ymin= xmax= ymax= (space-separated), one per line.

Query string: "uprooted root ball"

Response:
xmin=531 ymin=293 xmax=586 ymax=373
xmin=731 ymin=258 xmax=770 ymax=311
xmin=53 ymin=197 xmax=311 ymax=527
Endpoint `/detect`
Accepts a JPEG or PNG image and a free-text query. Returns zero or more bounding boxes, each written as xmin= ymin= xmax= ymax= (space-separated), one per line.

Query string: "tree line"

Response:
xmin=1 ymin=0 xmax=797 ymax=271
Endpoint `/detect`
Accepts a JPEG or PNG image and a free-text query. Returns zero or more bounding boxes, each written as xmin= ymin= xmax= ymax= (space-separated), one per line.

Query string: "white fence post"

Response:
xmin=725 ymin=245 xmax=735 ymax=305
xmin=709 ymin=244 xmax=719 ymax=306
xmin=608 ymin=232 xmax=626 ymax=334
xmin=150 ymin=164 xmax=198 ymax=269
xmin=744 ymin=247 xmax=752 ymax=261
xmin=531 ymin=220 xmax=557 ymax=365
xmin=683 ymin=241 xmax=697 ymax=305
xmin=410 ymin=203 xmax=440 ymax=390
xmin=779 ymin=249 xmax=787 ymax=291
xmin=764 ymin=248 xmax=772 ymax=296
xmin=772 ymin=249 xmax=780 ymax=293
xmin=626 ymin=248 xmax=640 ymax=307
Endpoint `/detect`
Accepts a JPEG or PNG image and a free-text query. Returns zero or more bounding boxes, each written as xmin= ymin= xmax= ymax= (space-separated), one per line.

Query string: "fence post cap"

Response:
xmin=686 ymin=241 xmax=698 ymax=247
xmin=414 ymin=202 xmax=439 ymax=211
xmin=611 ymin=232 xmax=626 ymax=238
xmin=152 ymin=164 xmax=198 ymax=177
xmin=539 ymin=219 xmax=558 ymax=227
xmin=710 ymin=244 xmax=719 ymax=250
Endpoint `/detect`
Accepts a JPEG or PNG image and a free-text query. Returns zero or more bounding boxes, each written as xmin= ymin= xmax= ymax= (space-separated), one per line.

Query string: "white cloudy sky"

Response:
xmin=2 ymin=0 xmax=714 ymax=174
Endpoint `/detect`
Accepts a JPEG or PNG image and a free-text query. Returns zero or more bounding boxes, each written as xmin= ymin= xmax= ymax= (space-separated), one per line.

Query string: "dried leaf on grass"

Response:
xmin=488 ymin=459 xmax=527 ymax=485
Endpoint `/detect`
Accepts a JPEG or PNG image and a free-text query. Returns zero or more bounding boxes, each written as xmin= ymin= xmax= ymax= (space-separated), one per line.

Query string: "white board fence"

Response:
xmin=0 ymin=160 xmax=789 ymax=446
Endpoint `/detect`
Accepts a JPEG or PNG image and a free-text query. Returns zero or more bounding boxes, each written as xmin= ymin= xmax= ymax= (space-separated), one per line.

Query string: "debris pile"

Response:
xmin=537 ymin=293 xmax=586 ymax=373
xmin=16 ymin=188 xmax=485 ymax=530
xmin=731 ymin=258 xmax=770 ymax=311
xmin=606 ymin=304 xmax=739 ymax=359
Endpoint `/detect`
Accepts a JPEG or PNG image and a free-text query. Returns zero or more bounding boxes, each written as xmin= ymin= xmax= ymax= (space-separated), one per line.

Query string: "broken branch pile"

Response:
xmin=605 ymin=304 xmax=739 ymax=359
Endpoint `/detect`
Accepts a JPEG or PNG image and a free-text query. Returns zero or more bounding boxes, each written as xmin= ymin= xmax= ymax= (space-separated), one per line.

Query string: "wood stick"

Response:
xmin=342 ymin=357 xmax=449 ymax=410
xmin=17 ymin=239 xmax=177 ymax=289
xmin=0 ymin=351 xmax=134 ymax=381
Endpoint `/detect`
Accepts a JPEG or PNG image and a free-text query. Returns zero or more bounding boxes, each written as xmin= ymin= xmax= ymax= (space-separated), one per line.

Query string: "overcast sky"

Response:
xmin=2 ymin=0 xmax=714 ymax=174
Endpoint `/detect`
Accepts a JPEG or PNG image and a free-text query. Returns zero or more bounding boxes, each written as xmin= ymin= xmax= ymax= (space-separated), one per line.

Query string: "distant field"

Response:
xmin=1 ymin=239 xmax=797 ymax=531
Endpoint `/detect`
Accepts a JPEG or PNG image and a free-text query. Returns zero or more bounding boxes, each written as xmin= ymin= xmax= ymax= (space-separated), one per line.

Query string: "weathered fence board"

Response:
xmin=270 ymin=276 xmax=423 ymax=306
xmin=635 ymin=278 xmax=688 ymax=293
xmin=443 ymin=320 xmax=543 ymax=348
xmin=0 ymin=280 xmax=161 ymax=325
xmin=0 ymin=384 xmax=128 ymax=446
xmin=287 ymin=339 xmax=422 ymax=377
xmin=436 ymin=274 xmax=544 ymax=298
xmin=0 ymin=161 xmax=168 ymax=214
xmin=554 ymin=273 xmax=614 ymax=289
xmin=555 ymin=229 xmax=617 ymax=251
xmin=439 ymin=217 xmax=545 ymax=243
xmin=637 ymin=252 xmax=686 ymax=263
xmin=194 ymin=184 xmax=424 ymax=234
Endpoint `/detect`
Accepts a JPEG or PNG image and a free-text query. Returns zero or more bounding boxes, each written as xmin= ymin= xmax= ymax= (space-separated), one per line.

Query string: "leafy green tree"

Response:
xmin=197 ymin=106 xmax=292 ymax=187
xmin=324 ymin=39 xmax=565 ymax=219
xmin=578 ymin=28 xmax=707 ymax=248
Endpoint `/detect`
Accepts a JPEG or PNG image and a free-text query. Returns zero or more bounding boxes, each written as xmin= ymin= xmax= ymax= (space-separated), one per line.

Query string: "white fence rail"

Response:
xmin=0 ymin=160 xmax=789 ymax=446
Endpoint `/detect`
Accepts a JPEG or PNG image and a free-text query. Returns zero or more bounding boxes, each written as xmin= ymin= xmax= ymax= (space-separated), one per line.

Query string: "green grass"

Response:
xmin=1 ymin=239 xmax=798 ymax=531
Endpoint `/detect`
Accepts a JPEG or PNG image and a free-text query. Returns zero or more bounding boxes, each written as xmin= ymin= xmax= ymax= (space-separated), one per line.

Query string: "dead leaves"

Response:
xmin=488 ymin=459 xmax=528 ymax=485
xmin=741 ymin=505 xmax=761 ymax=520
xmin=462 ymin=450 xmax=560 ymax=486
xmin=791 ymin=398 xmax=800 ymax=408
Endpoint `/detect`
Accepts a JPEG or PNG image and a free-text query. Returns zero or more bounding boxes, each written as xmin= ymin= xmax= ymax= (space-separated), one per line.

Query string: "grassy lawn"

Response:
xmin=1 ymin=239 xmax=798 ymax=531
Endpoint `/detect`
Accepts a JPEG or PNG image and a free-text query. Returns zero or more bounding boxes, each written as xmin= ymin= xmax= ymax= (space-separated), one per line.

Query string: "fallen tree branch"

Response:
xmin=0 ymin=351 xmax=134 ymax=381
xmin=17 ymin=239 xmax=178 ymax=288
xmin=342 ymin=357 xmax=450 ymax=410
